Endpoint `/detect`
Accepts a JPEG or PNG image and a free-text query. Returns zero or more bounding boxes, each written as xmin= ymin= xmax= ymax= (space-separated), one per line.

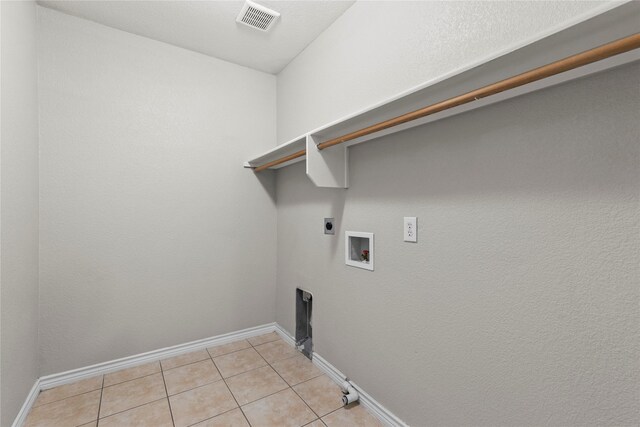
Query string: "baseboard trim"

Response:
xmin=11 ymin=379 xmax=40 ymax=427
xmin=39 ymin=322 xmax=277 ymax=391
xmin=311 ymin=353 xmax=346 ymax=387
xmin=313 ymin=352 xmax=408 ymax=427
xmin=16 ymin=322 xmax=406 ymax=427
xmin=273 ymin=322 xmax=296 ymax=347
xmin=273 ymin=324 xmax=408 ymax=427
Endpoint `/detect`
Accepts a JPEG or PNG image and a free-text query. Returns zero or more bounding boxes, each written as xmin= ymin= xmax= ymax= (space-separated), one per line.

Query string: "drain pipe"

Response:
xmin=340 ymin=380 xmax=359 ymax=405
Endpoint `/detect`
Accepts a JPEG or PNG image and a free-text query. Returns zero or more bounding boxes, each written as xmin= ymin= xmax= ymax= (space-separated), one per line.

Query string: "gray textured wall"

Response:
xmin=1 ymin=1 xmax=40 ymax=425
xmin=276 ymin=64 xmax=640 ymax=425
xmin=276 ymin=0 xmax=611 ymax=143
xmin=37 ymin=7 xmax=278 ymax=375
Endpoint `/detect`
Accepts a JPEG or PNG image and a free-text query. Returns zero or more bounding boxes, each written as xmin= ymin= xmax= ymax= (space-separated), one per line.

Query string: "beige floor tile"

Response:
xmin=293 ymin=375 xmax=343 ymax=417
xmin=213 ymin=347 xmax=267 ymax=378
xmin=78 ymin=422 xmax=98 ymax=427
xmin=99 ymin=398 xmax=173 ymax=427
xmin=161 ymin=349 xmax=210 ymax=371
xmin=100 ymin=373 xmax=166 ymax=418
xmin=226 ymin=365 xmax=288 ymax=405
xmin=169 ymin=381 xmax=238 ymax=427
xmin=163 ymin=359 xmax=222 ymax=395
xmin=254 ymin=339 xmax=298 ymax=364
xmin=34 ymin=375 xmax=103 ymax=407
xmin=247 ymin=331 xmax=280 ymax=346
xmin=24 ymin=389 xmax=101 ymax=427
xmin=271 ymin=353 xmax=323 ymax=386
xmin=242 ymin=388 xmax=316 ymax=427
xmin=191 ymin=408 xmax=250 ymax=426
xmin=304 ymin=420 xmax=326 ymax=427
xmin=322 ymin=404 xmax=383 ymax=427
xmin=207 ymin=339 xmax=252 ymax=357
xmin=104 ymin=361 xmax=161 ymax=386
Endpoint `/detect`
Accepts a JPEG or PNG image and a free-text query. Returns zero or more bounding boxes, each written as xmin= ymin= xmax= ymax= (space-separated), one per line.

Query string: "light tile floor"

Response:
xmin=25 ymin=333 xmax=382 ymax=427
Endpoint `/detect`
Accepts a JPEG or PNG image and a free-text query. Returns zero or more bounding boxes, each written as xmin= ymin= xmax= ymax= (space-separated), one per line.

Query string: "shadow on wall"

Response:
xmin=252 ymin=168 xmax=277 ymax=204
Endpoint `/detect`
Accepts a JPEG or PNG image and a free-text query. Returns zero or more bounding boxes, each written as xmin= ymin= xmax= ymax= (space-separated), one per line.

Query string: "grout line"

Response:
xmin=214 ymin=345 xmax=294 ymax=407
xmin=161 ymin=356 xmax=211 ymax=373
xmin=160 ymin=362 xmax=177 ymax=427
xmin=236 ymin=381 xmax=291 ymax=407
xmin=183 ymin=406 xmax=245 ymax=427
xmin=247 ymin=332 xmax=281 ymax=347
xmin=97 ymin=397 xmax=168 ymax=421
xmin=164 ymin=364 xmax=223 ymax=398
xmin=282 ymin=379 xmax=320 ymax=420
xmin=218 ymin=366 xmax=253 ymax=427
xmin=165 ymin=377 xmax=223 ymax=398
xmin=95 ymin=375 xmax=105 ymax=426
xmin=230 ymin=343 xmax=275 ymax=427
xmin=32 ymin=385 xmax=104 ymax=410
xmin=220 ymin=363 xmax=267 ymax=381
xmin=322 ymin=404 xmax=351 ymax=420
xmin=167 ymin=377 xmax=226 ymax=397
xmin=210 ymin=346 xmax=281 ymax=381
xmin=248 ymin=338 xmax=281 ymax=347
xmin=288 ymin=371 xmax=325 ymax=388
xmin=210 ymin=346 xmax=260 ymax=364
xmin=103 ymin=363 xmax=224 ymax=406
xmin=207 ymin=344 xmax=253 ymax=360
xmin=208 ymin=353 xmax=224 ymax=381
xmin=293 ymin=372 xmax=329 ymax=387
xmin=252 ymin=346 xmax=270 ymax=367
xmin=269 ymin=343 xmax=340 ymax=421
xmin=103 ymin=367 xmax=162 ymax=389
xmin=268 ymin=351 xmax=324 ymax=387
xmin=252 ymin=341 xmax=300 ymax=366
xmin=263 ymin=352 xmax=299 ymax=366
xmin=251 ymin=342 xmax=288 ymax=352
xmin=262 ymin=349 xmax=321 ymax=420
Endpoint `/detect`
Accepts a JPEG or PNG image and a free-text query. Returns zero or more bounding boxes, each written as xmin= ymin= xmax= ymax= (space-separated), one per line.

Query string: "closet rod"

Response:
xmin=317 ymin=33 xmax=640 ymax=150
xmin=254 ymin=149 xmax=307 ymax=172
xmin=253 ymin=32 xmax=640 ymax=172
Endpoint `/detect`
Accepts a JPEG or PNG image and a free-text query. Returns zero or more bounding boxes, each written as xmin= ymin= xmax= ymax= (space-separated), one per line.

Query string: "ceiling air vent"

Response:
xmin=236 ymin=0 xmax=280 ymax=32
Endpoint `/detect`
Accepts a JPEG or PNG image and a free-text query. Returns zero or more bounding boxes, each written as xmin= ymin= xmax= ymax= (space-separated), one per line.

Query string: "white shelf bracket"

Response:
xmin=306 ymin=134 xmax=348 ymax=189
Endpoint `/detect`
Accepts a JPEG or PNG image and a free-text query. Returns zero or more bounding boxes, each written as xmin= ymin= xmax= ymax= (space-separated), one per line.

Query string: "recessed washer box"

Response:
xmin=345 ymin=231 xmax=374 ymax=271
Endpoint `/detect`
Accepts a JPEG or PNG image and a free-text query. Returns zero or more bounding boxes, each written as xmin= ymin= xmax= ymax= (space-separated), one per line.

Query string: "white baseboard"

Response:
xmin=15 ymin=322 xmax=406 ymax=427
xmin=11 ymin=379 xmax=40 ymax=427
xmin=311 ymin=353 xmax=347 ymax=387
xmin=274 ymin=322 xmax=296 ymax=346
xmin=273 ymin=324 xmax=408 ymax=427
xmin=39 ymin=322 xmax=277 ymax=391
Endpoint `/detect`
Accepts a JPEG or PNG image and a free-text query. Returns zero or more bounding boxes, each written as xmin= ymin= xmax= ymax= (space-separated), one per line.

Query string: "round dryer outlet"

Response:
xmin=324 ymin=218 xmax=335 ymax=235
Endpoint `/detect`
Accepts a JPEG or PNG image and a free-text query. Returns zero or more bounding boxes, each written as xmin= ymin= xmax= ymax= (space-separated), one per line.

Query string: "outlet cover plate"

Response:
xmin=404 ymin=217 xmax=417 ymax=242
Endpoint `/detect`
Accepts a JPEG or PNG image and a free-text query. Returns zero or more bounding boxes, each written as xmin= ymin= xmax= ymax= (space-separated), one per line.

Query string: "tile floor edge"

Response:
xmin=38 ymin=322 xmax=277 ymax=391
xmin=14 ymin=322 xmax=408 ymax=427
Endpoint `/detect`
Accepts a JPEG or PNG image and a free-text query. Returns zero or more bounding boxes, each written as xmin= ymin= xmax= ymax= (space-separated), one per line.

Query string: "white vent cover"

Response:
xmin=236 ymin=0 xmax=280 ymax=32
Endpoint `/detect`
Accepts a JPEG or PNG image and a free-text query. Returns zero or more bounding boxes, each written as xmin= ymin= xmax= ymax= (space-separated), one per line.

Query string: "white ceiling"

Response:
xmin=37 ymin=0 xmax=355 ymax=74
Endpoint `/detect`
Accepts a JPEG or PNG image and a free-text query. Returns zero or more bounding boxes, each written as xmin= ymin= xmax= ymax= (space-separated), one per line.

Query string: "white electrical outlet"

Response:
xmin=404 ymin=217 xmax=417 ymax=242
